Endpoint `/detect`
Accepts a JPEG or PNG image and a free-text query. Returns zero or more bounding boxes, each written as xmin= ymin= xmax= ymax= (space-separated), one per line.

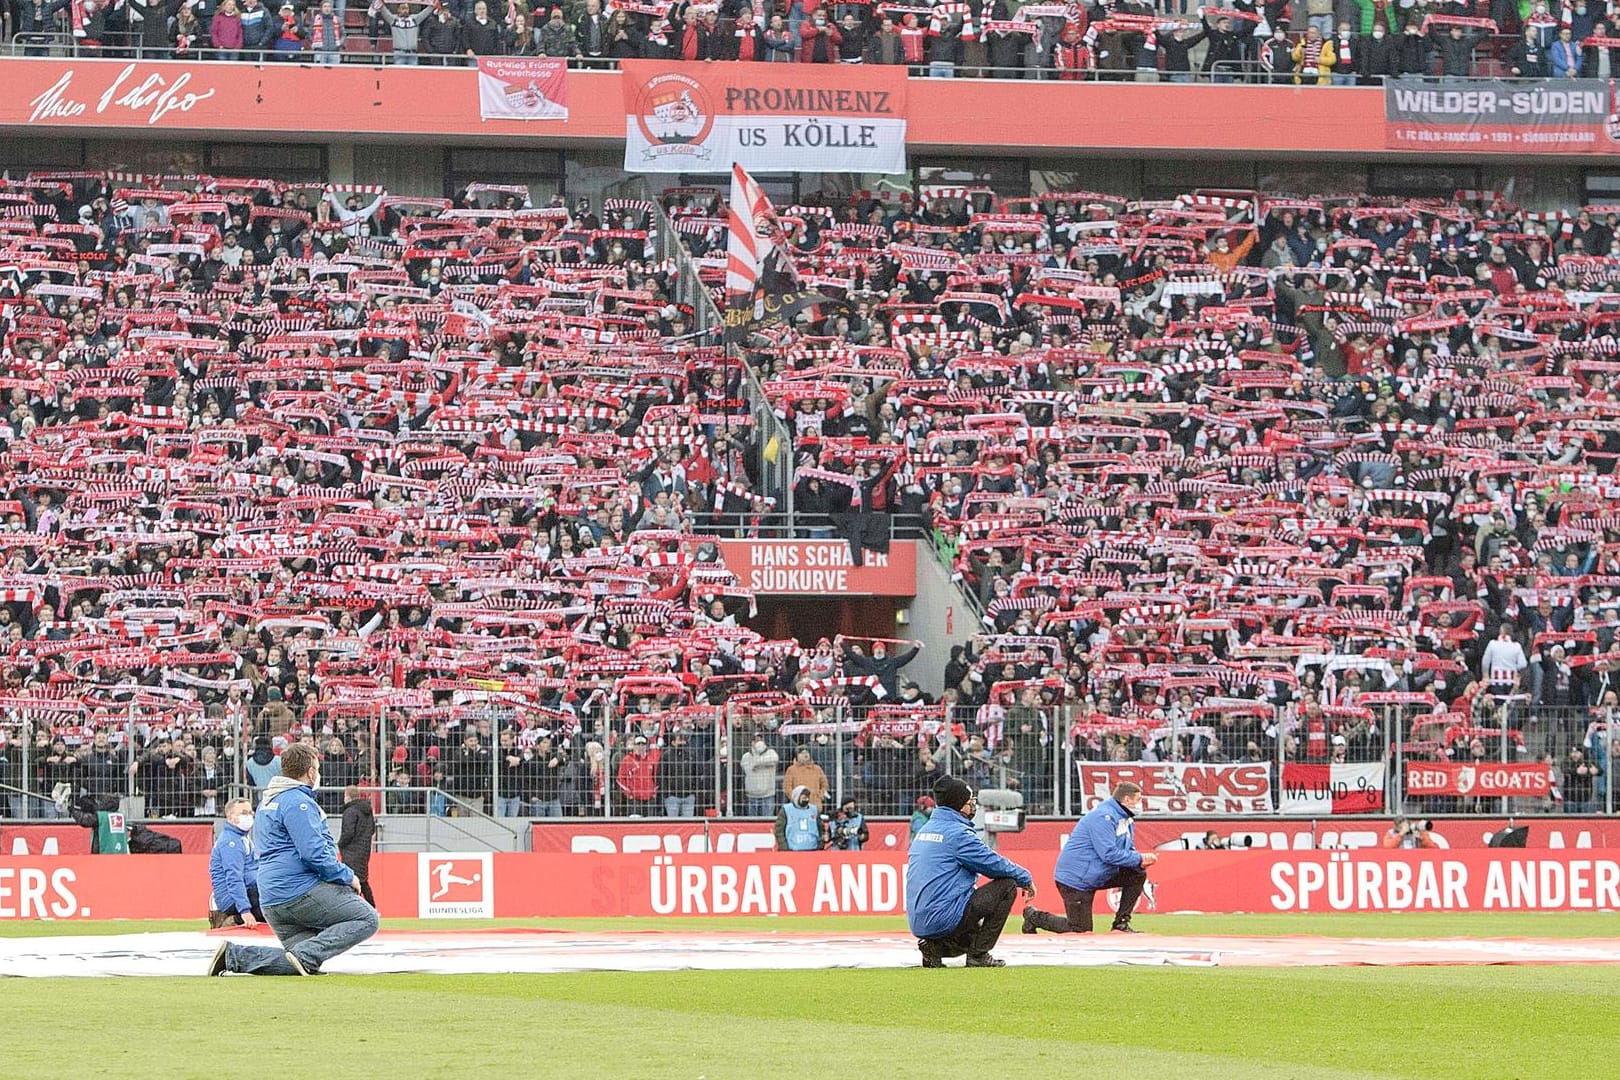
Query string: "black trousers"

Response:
xmin=211 ymin=885 xmax=266 ymax=928
xmin=352 ymin=868 xmax=376 ymax=907
xmin=921 ymin=878 xmax=1017 ymax=958
xmin=1027 ymin=868 xmax=1147 ymax=933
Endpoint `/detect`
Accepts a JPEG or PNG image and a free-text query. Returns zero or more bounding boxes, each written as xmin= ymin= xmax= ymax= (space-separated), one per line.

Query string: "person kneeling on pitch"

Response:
xmin=1022 ymin=781 xmax=1156 ymax=935
xmin=208 ymin=798 xmax=264 ymax=929
xmin=906 ymin=777 xmax=1036 ymax=968
xmin=208 ymin=744 xmax=379 ymax=976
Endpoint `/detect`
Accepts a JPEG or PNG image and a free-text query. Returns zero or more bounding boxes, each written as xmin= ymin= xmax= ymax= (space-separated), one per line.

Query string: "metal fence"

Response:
xmin=3 ymin=697 xmax=1610 ymax=822
xmin=0 ymin=38 xmax=1539 ymax=85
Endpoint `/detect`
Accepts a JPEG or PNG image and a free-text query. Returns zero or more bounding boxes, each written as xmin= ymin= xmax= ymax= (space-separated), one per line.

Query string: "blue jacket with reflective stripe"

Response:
xmin=209 ymin=823 xmax=257 ymax=914
xmin=255 ymin=781 xmax=352 ymax=907
xmin=1054 ymin=797 xmax=1142 ymax=891
xmin=905 ymin=806 xmax=1032 ymax=938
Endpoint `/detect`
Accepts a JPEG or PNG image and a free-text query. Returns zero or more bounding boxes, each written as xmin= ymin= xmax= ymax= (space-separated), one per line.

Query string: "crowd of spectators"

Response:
xmin=694 ymin=178 xmax=1620 ymax=812
xmin=6 ymin=0 xmax=1618 ymax=81
xmin=0 ymin=170 xmax=799 ymax=819
xmin=3 ymin=169 xmax=1620 ymax=820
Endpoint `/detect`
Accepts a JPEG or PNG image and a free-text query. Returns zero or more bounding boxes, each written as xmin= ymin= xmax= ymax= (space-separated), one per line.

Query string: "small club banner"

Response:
xmin=477 ymin=57 xmax=568 ymax=121
xmin=1279 ymin=762 xmax=1386 ymax=815
xmin=621 ymin=60 xmax=907 ymax=174
xmin=1385 ymin=76 xmax=1620 ymax=153
xmin=1405 ymin=762 xmax=1552 ymax=798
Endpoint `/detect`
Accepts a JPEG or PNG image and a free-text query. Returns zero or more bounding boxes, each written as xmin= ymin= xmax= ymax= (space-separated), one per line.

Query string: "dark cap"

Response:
xmin=933 ymin=776 xmax=973 ymax=812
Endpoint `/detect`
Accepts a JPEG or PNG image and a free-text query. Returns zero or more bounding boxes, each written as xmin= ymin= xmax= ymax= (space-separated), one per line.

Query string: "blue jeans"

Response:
xmin=929 ymin=60 xmax=955 ymax=78
xmin=429 ymin=791 xmax=448 ymax=817
xmin=531 ymin=799 xmax=563 ymax=817
xmin=746 ymin=795 xmax=775 ymax=817
xmin=495 ymin=795 xmax=525 ymax=817
xmin=223 ymin=881 xmax=378 ymax=975
xmin=665 ymin=795 xmax=695 ymax=817
xmin=394 ymin=48 xmax=417 ymax=64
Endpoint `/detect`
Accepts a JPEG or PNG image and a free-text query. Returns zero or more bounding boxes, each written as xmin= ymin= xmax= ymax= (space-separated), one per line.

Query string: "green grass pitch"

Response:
xmin=5 ymin=913 xmax=1620 ymax=1079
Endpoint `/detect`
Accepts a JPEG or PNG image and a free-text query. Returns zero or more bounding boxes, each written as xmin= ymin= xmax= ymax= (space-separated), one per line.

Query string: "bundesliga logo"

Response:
xmin=417 ymin=854 xmax=494 ymax=919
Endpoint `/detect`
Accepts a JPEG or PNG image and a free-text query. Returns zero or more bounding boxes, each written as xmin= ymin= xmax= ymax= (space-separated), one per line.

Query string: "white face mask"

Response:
xmin=233 ymin=813 xmax=254 ymax=831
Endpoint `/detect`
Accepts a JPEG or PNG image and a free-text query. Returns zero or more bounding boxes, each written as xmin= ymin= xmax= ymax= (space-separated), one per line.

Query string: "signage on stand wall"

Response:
xmin=7 ymin=849 xmax=1620 ymax=919
xmin=620 ymin=60 xmax=908 ymax=174
xmin=1074 ymin=763 xmax=1274 ymax=815
xmin=715 ymin=539 xmax=916 ymax=596
xmin=1405 ymin=762 xmax=1553 ymax=798
xmin=1384 ymin=76 xmax=1620 ymax=153
xmin=476 ymin=57 xmax=568 ymax=121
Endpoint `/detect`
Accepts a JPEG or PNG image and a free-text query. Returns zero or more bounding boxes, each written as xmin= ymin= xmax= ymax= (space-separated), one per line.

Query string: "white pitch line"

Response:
xmin=5 ymin=931 xmax=1620 ymax=978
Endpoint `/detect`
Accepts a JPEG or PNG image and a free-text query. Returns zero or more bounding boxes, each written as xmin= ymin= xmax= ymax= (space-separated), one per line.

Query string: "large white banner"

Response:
xmin=1075 ymin=763 xmax=1274 ymax=815
xmin=621 ymin=61 xmax=907 ymax=174
xmin=477 ymin=57 xmax=568 ymax=122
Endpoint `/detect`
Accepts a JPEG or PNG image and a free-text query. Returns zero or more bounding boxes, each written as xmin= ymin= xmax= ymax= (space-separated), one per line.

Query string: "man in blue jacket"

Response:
xmin=906 ymin=776 xmax=1035 ymax=967
xmin=208 ymin=798 xmax=264 ymax=928
xmin=208 ymin=744 xmax=379 ymax=976
xmin=1022 ymin=781 xmax=1156 ymax=934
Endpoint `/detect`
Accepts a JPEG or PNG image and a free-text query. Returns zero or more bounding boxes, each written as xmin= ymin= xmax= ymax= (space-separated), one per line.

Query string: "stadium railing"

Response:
xmin=4 ymin=701 xmax=1614 ymax=823
xmin=687 ymin=511 xmax=929 ymax=541
xmin=0 ymin=36 xmax=1540 ymax=84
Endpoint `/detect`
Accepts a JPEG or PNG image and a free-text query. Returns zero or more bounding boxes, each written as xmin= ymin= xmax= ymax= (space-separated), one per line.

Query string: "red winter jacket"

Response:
xmin=616 ymin=748 xmax=660 ymax=801
xmin=798 ymin=20 xmax=842 ymax=61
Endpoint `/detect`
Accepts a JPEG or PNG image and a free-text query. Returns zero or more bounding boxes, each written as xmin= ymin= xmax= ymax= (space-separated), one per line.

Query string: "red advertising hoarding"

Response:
xmin=1000 ymin=816 xmax=1617 ymax=852
xmin=9 ymin=57 xmax=1616 ymax=159
xmin=1405 ymin=762 xmax=1553 ymax=798
xmin=530 ymin=818 xmax=914 ymax=854
xmin=530 ymin=816 xmax=1620 ymax=856
xmin=5 ymin=848 xmax=1620 ymax=920
xmin=715 ymin=539 xmax=917 ymax=596
xmin=0 ymin=822 xmax=214 ymax=856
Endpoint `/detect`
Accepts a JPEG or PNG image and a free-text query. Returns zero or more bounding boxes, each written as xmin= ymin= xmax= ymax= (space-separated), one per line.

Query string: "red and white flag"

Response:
xmin=1278 ymin=762 xmax=1385 ymax=815
xmin=724 ymin=163 xmax=772 ymax=302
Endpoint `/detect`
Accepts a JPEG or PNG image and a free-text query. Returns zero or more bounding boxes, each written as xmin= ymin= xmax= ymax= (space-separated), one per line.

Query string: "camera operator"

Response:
xmin=1381 ymin=816 xmax=1439 ymax=849
xmin=829 ymin=796 xmax=869 ymax=851
xmin=776 ymin=785 xmax=827 ymax=851
xmin=1199 ymin=830 xmax=1229 ymax=850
